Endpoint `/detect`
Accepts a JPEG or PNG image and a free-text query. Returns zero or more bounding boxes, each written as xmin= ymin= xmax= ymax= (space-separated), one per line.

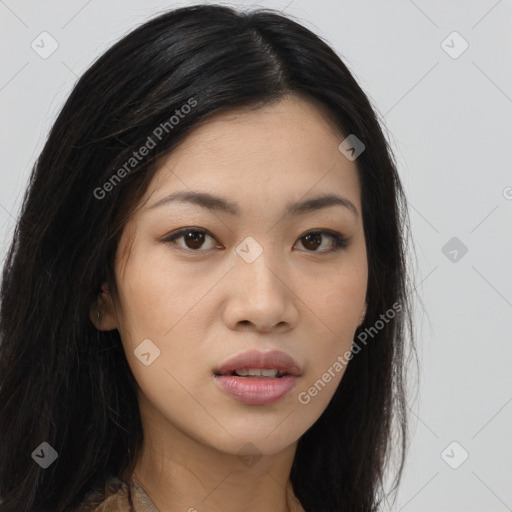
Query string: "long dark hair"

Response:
xmin=0 ymin=4 xmax=416 ymax=511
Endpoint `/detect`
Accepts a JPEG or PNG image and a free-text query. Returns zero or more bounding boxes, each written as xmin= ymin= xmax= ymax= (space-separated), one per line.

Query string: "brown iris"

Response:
xmin=183 ymin=231 xmax=206 ymax=250
xmin=301 ymin=232 xmax=322 ymax=250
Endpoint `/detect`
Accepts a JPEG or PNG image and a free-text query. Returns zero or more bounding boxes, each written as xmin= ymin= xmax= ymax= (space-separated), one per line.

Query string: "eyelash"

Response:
xmin=161 ymin=228 xmax=349 ymax=254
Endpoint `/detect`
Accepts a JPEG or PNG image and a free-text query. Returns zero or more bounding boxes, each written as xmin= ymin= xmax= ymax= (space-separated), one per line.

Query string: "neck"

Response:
xmin=128 ymin=428 xmax=304 ymax=512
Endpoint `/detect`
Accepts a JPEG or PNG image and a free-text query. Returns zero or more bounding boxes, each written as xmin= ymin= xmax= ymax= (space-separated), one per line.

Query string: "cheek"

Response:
xmin=113 ymin=251 xmax=210 ymax=412
xmin=294 ymin=257 xmax=367 ymax=409
xmin=113 ymin=246 xmax=200 ymax=341
xmin=297 ymin=259 xmax=367 ymax=339
xmin=113 ymin=245 xmax=217 ymax=396
xmin=294 ymin=300 xmax=356 ymax=418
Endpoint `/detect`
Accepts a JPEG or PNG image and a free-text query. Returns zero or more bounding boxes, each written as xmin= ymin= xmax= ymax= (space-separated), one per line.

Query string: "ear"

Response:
xmin=357 ymin=302 xmax=367 ymax=326
xmin=89 ymin=282 xmax=118 ymax=331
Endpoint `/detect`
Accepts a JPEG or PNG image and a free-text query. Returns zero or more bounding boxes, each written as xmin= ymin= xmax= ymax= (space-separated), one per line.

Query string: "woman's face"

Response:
xmin=100 ymin=95 xmax=368 ymax=457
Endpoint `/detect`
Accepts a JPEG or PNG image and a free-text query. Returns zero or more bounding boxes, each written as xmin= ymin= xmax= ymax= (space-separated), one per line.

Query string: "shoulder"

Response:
xmin=73 ymin=475 xmax=158 ymax=512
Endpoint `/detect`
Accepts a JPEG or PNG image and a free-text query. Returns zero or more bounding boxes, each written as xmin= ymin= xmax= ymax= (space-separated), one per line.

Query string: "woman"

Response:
xmin=0 ymin=4 xmax=416 ymax=511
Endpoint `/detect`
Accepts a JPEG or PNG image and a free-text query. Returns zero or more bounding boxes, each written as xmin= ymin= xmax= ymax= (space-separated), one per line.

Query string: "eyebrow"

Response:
xmin=148 ymin=190 xmax=359 ymax=218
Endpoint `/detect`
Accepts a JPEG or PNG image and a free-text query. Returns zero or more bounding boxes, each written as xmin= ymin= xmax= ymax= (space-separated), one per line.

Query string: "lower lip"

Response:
xmin=213 ymin=374 xmax=299 ymax=405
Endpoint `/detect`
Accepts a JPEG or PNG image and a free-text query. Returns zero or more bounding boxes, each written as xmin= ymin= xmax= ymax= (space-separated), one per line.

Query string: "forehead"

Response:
xmin=144 ymin=95 xmax=362 ymax=214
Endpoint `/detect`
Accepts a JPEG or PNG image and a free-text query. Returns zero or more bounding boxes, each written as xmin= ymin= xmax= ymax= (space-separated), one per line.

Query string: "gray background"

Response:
xmin=0 ymin=1 xmax=511 ymax=510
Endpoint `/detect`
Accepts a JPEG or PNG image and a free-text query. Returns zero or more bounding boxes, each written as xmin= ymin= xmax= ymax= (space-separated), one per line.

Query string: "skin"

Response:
xmin=91 ymin=95 xmax=368 ymax=512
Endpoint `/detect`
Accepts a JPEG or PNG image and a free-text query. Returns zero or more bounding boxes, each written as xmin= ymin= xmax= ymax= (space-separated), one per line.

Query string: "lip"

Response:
xmin=214 ymin=349 xmax=302 ymax=377
xmin=213 ymin=350 xmax=302 ymax=406
xmin=214 ymin=374 xmax=299 ymax=405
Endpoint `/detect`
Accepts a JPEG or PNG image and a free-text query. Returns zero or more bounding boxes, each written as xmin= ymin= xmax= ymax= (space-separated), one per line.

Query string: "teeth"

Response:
xmin=234 ymin=368 xmax=279 ymax=377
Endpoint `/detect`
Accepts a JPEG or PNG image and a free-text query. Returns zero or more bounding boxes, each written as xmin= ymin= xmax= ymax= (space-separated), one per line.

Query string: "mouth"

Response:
xmin=213 ymin=349 xmax=302 ymax=378
xmin=212 ymin=350 xmax=301 ymax=405
xmin=215 ymin=368 xmax=291 ymax=378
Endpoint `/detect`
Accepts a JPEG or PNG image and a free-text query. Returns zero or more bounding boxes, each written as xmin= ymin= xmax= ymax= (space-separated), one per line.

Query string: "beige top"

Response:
xmin=75 ymin=476 xmax=159 ymax=512
xmin=75 ymin=475 xmax=306 ymax=511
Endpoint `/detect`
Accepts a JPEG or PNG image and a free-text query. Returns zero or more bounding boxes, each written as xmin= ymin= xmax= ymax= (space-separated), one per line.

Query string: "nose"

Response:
xmin=222 ymin=254 xmax=299 ymax=333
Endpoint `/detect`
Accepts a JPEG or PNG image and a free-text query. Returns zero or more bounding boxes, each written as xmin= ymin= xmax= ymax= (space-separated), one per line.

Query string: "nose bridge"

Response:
xmin=236 ymin=243 xmax=286 ymax=299
xmin=225 ymin=238 xmax=297 ymax=330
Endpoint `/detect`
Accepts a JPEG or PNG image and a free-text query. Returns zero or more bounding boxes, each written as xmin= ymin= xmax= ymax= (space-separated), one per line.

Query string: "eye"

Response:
xmin=295 ymin=230 xmax=349 ymax=253
xmin=161 ymin=228 xmax=221 ymax=252
xmin=161 ymin=228 xmax=349 ymax=254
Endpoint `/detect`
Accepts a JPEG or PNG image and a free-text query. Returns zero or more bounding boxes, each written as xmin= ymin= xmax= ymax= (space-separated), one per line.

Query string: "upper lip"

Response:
xmin=214 ymin=350 xmax=302 ymax=376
